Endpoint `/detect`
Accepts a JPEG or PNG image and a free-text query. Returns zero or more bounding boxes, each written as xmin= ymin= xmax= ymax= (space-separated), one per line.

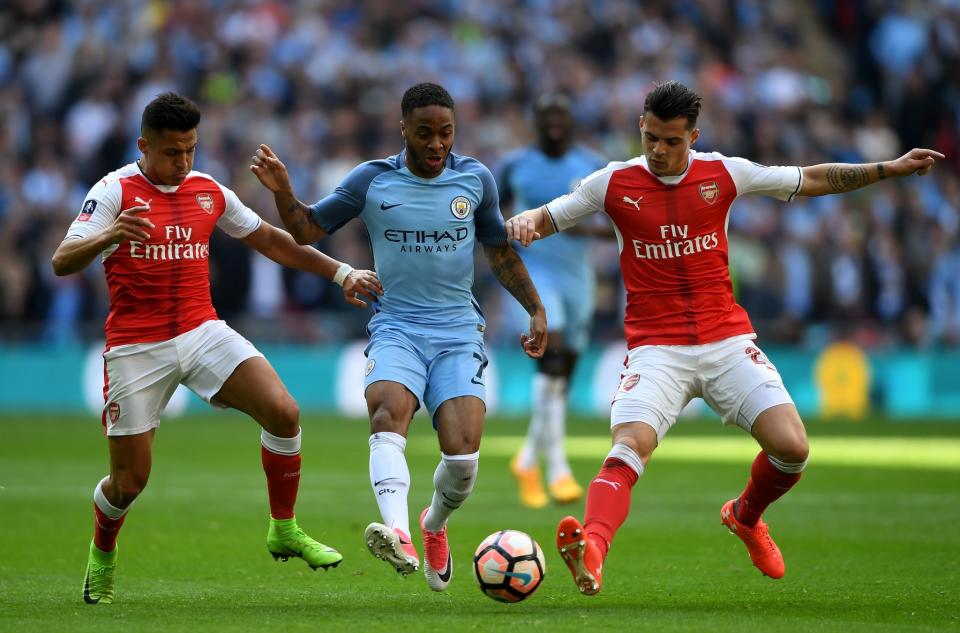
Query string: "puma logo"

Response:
xmin=622 ymin=195 xmax=643 ymax=210
xmin=593 ymin=477 xmax=621 ymax=490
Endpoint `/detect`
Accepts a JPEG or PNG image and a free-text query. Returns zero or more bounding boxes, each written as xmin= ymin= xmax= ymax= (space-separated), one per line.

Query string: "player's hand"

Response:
xmin=341 ymin=269 xmax=382 ymax=308
xmin=250 ymin=144 xmax=293 ymax=193
xmin=506 ymin=214 xmax=541 ymax=247
xmin=109 ymin=203 xmax=154 ymax=243
xmin=888 ymin=148 xmax=945 ymax=178
xmin=520 ymin=307 xmax=547 ymax=358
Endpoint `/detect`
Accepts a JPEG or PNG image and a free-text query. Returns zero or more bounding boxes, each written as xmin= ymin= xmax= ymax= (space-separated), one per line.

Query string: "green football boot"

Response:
xmin=267 ymin=517 xmax=343 ymax=570
xmin=83 ymin=541 xmax=117 ymax=604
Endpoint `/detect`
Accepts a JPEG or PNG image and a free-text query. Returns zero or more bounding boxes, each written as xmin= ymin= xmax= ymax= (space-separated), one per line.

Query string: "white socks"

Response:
xmin=369 ymin=432 xmax=411 ymax=534
xmin=423 ymin=451 xmax=479 ymax=532
xmin=518 ymin=373 xmax=572 ymax=482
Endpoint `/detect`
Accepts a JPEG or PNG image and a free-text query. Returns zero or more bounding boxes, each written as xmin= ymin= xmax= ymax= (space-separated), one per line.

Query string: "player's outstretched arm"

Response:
xmin=482 ymin=243 xmax=547 ymax=358
xmin=250 ymin=144 xmax=328 ymax=245
xmin=242 ymin=222 xmax=381 ymax=307
xmin=799 ymin=148 xmax=944 ymax=197
xmin=51 ymin=204 xmax=153 ymax=276
xmin=505 ymin=206 xmax=557 ymax=247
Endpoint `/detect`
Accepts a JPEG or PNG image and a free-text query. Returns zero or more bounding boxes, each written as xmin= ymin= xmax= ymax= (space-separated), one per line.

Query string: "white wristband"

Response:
xmin=332 ymin=263 xmax=354 ymax=287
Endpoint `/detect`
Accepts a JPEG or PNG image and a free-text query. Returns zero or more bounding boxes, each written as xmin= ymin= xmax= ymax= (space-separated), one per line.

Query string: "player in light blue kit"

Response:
xmin=251 ymin=83 xmax=547 ymax=593
xmin=497 ymin=95 xmax=607 ymax=508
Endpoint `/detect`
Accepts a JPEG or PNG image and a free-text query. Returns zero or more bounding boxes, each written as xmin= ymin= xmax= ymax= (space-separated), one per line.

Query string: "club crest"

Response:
xmin=196 ymin=193 xmax=215 ymax=214
xmin=108 ymin=402 xmax=120 ymax=425
xmin=699 ymin=181 xmax=719 ymax=205
xmin=365 ymin=358 xmax=376 ymax=377
xmin=450 ymin=196 xmax=471 ymax=219
xmin=620 ymin=374 xmax=640 ymax=392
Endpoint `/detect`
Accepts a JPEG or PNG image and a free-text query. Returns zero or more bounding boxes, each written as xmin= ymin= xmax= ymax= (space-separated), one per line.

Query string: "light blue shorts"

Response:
xmin=363 ymin=317 xmax=488 ymax=427
xmin=507 ymin=264 xmax=595 ymax=352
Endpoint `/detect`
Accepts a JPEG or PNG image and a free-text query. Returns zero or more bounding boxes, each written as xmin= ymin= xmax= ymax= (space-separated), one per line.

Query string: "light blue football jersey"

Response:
xmin=309 ymin=150 xmax=506 ymax=328
xmin=496 ymin=145 xmax=605 ymax=285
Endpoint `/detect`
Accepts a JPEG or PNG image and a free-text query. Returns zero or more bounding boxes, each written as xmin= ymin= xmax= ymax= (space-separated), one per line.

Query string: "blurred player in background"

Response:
xmin=251 ymin=83 xmax=546 ymax=592
xmin=497 ymin=94 xmax=607 ymax=508
xmin=53 ymin=93 xmax=381 ymax=604
xmin=506 ymin=80 xmax=944 ymax=595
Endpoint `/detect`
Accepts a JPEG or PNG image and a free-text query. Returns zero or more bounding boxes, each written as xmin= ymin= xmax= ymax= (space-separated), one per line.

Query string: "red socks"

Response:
xmin=583 ymin=458 xmax=639 ymax=559
xmin=261 ymin=446 xmax=301 ymax=520
xmin=93 ymin=503 xmax=126 ymax=552
xmin=736 ymin=451 xmax=803 ymax=527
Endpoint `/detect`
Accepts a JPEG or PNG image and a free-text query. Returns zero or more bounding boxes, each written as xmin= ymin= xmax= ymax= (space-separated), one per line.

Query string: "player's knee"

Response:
xmin=773 ymin=434 xmax=809 ymax=465
xmin=114 ymin=473 xmax=148 ymax=506
xmin=537 ymin=345 xmax=576 ymax=378
xmin=611 ymin=423 xmax=657 ymax=464
xmin=265 ymin=394 xmax=300 ymax=437
xmin=370 ymin=405 xmax=406 ymax=434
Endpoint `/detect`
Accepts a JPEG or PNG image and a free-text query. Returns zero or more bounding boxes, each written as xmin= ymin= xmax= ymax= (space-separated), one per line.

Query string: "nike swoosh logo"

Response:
xmin=373 ymin=478 xmax=398 ymax=487
xmin=380 ymin=201 xmax=402 ymax=210
xmin=497 ymin=569 xmax=532 ymax=584
xmin=436 ymin=551 xmax=452 ymax=582
xmin=83 ymin=574 xmax=98 ymax=604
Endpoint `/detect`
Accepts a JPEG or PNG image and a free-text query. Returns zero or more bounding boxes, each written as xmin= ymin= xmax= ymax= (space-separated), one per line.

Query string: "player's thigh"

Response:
xmin=423 ymin=339 xmax=488 ymax=429
xmin=103 ymin=340 xmax=182 ymax=437
xmin=609 ymin=345 xmax=698 ymax=444
xmin=211 ymin=356 xmax=299 ymax=436
xmin=434 ymin=395 xmax=485 ymax=455
xmin=178 ymin=320 xmax=265 ymax=407
xmin=364 ymin=329 xmax=427 ymax=433
xmin=700 ymin=338 xmax=796 ymax=432
xmin=106 ymin=429 xmax=156 ymax=500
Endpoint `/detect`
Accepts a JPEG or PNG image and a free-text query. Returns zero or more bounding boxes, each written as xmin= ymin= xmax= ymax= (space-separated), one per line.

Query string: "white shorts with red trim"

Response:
xmin=610 ymin=334 xmax=794 ymax=441
xmin=101 ymin=319 xmax=263 ymax=436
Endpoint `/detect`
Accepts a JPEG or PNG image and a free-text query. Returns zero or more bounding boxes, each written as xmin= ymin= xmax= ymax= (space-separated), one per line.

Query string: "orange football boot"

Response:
xmin=556 ymin=515 xmax=603 ymax=595
xmin=549 ymin=473 xmax=583 ymax=504
xmin=510 ymin=454 xmax=548 ymax=508
xmin=720 ymin=499 xmax=785 ymax=579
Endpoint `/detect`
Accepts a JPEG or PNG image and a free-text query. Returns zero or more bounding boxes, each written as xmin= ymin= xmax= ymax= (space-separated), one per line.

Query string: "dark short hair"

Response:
xmin=643 ymin=81 xmax=702 ymax=129
xmin=141 ymin=92 xmax=201 ymax=136
xmin=401 ymin=83 xmax=455 ymax=118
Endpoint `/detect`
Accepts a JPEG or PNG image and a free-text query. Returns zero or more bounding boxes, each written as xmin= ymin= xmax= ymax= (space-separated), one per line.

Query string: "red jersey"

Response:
xmin=546 ymin=151 xmax=802 ymax=348
xmin=65 ymin=162 xmax=262 ymax=346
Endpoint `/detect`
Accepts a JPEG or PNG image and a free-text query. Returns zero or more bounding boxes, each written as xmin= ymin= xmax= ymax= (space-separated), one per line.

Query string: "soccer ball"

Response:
xmin=473 ymin=529 xmax=545 ymax=603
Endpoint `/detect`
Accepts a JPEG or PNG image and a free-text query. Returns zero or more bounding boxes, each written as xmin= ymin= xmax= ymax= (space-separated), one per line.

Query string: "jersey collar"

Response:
xmin=638 ymin=151 xmax=694 ymax=185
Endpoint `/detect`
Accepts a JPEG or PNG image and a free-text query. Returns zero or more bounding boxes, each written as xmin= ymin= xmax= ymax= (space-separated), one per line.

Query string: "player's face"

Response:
xmin=401 ymin=105 xmax=455 ymax=178
xmin=639 ymin=113 xmax=699 ymax=177
xmin=137 ymin=128 xmax=198 ymax=186
xmin=535 ymin=106 xmax=573 ymax=157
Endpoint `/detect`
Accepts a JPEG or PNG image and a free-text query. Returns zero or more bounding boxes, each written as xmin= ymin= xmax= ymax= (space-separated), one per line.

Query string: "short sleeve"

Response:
xmin=472 ymin=162 xmax=508 ymax=245
xmin=64 ymin=178 xmax=123 ymax=240
xmin=309 ymin=160 xmax=391 ymax=234
xmin=544 ymin=164 xmax=612 ymax=231
xmin=722 ymin=156 xmax=803 ymax=202
xmin=216 ymin=183 xmax=263 ymax=238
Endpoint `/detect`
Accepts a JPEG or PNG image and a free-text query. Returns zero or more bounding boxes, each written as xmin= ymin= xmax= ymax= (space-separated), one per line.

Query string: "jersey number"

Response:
xmin=471 ymin=352 xmax=489 ymax=385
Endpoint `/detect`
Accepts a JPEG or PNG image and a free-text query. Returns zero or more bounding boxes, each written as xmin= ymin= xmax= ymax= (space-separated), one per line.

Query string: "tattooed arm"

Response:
xmin=799 ymin=148 xmax=944 ymax=197
xmin=483 ymin=243 xmax=547 ymax=358
xmin=250 ymin=144 xmax=328 ymax=244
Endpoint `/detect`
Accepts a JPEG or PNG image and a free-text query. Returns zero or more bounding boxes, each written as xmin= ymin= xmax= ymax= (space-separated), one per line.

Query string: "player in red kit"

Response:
xmin=505 ymin=81 xmax=944 ymax=594
xmin=52 ymin=93 xmax=382 ymax=604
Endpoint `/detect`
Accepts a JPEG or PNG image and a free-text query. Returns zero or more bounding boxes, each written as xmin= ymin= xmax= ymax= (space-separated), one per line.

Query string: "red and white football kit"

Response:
xmin=547 ymin=150 xmax=804 ymax=438
xmin=64 ymin=162 xmax=264 ymax=436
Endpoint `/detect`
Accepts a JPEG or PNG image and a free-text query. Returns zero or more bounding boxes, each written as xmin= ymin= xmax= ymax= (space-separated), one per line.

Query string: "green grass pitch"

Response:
xmin=1 ymin=413 xmax=958 ymax=632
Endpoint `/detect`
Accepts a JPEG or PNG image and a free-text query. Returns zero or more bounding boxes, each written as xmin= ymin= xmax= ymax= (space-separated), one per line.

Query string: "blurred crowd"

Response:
xmin=1 ymin=0 xmax=958 ymax=348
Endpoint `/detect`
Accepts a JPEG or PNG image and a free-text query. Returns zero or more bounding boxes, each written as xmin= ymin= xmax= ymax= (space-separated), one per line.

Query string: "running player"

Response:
xmin=251 ymin=83 xmax=546 ymax=592
xmin=53 ymin=93 xmax=381 ymax=604
xmin=497 ymin=94 xmax=606 ymax=507
xmin=505 ymin=80 xmax=943 ymax=594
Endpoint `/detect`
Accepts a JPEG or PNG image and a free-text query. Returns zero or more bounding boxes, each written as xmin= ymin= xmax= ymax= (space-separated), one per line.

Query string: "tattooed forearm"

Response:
xmin=273 ymin=190 xmax=322 ymax=244
xmin=825 ymin=165 xmax=871 ymax=192
xmin=876 ymin=162 xmax=886 ymax=180
xmin=483 ymin=244 xmax=543 ymax=315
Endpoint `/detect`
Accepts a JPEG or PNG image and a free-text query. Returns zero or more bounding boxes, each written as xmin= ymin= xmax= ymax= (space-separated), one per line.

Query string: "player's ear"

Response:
xmin=399 ymin=119 xmax=406 ymax=137
xmin=638 ymin=115 xmax=645 ymax=131
xmin=136 ymin=136 xmax=148 ymax=154
xmin=689 ymin=127 xmax=700 ymax=144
